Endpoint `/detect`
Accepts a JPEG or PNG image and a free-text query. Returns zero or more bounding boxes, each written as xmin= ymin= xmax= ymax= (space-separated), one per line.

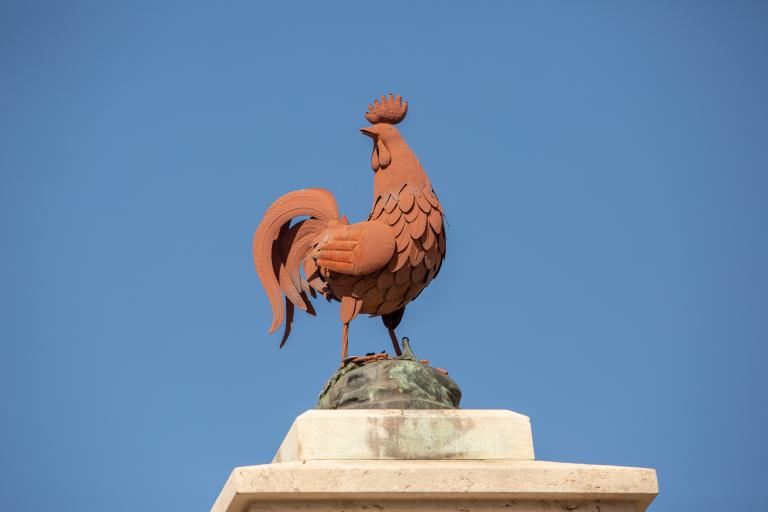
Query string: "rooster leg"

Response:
xmin=387 ymin=328 xmax=402 ymax=357
xmin=381 ymin=307 xmax=406 ymax=357
xmin=339 ymin=296 xmax=363 ymax=366
xmin=340 ymin=322 xmax=350 ymax=366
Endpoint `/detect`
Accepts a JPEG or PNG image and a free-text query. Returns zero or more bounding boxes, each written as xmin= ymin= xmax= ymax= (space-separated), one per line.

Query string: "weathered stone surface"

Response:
xmin=316 ymin=339 xmax=461 ymax=409
xmin=273 ymin=409 xmax=534 ymax=462
xmin=243 ymin=500 xmax=641 ymax=512
xmin=213 ymin=460 xmax=658 ymax=512
xmin=211 ymin=410 xmax=659 ymax=512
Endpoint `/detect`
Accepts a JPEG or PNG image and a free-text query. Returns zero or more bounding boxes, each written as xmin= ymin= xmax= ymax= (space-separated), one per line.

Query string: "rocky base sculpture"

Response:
xmin=225 ymin=93 xmax=660 ymax=511
xmin=316 ymin=338 xmax=461 ymax=410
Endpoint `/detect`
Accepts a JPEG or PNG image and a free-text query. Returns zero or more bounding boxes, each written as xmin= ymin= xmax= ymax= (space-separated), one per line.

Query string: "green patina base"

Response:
xmin=316 ymin=338 xmax=462 ymax=410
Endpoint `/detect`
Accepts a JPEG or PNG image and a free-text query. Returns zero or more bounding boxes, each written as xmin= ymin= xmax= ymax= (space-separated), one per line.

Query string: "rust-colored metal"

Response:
xmin=349 ymin=352 xmax=391 ymax=365
xmin=365 ymin=93 xmax=408 ymax=125
xmin=253 ymin=95 xmax=446 ymax=364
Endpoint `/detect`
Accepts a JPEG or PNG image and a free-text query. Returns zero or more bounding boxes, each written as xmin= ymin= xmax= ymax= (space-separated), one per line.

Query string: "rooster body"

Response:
xmin=253 ymin=95 xmax=445 ymax=363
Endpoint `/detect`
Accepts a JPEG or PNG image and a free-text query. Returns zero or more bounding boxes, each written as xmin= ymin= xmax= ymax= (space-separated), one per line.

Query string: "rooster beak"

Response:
xmin=360 ymin=127 xmax=377 ymax=138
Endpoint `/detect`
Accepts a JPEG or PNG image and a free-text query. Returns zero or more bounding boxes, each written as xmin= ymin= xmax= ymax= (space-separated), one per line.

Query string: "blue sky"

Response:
xmin=1 ymin=2 xmax=766 ymax=510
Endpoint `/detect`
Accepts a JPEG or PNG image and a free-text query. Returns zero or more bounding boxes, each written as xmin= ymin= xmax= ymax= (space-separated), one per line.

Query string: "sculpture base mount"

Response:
xmin=316 ymin=338 xmax=462 ymax=410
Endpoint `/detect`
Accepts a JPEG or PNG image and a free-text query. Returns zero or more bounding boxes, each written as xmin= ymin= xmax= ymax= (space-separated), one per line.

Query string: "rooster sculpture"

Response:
xmin=253 ymin=94 xmax=446 ymax=364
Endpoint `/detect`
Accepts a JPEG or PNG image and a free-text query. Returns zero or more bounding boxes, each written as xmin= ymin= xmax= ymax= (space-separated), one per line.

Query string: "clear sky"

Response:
xmin=1 ymin=2 xmax=766 ymax=510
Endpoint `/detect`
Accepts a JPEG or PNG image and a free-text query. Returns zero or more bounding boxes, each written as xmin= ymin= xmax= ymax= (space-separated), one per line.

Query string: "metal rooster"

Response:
xmin=253 ymin=94 xmax=446 ymax=364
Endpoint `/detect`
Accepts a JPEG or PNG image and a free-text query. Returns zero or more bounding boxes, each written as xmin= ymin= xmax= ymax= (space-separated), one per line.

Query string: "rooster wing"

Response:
xmin=314 ymin=220 xmax=396 ymax=276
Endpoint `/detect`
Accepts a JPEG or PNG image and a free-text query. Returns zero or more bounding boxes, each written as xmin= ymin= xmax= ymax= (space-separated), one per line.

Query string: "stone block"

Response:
xmin=273 ymin=409 xmax=534 ymax=462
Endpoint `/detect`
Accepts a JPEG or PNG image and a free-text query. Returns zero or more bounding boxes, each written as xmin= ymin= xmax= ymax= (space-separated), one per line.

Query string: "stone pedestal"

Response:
xmin=212 ymin=410 xmax=657 ymax=512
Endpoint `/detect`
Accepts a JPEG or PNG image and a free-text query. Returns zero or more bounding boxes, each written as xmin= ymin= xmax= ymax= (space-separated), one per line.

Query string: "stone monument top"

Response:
xmin=212 ymin=409 xmax=658 ymax=512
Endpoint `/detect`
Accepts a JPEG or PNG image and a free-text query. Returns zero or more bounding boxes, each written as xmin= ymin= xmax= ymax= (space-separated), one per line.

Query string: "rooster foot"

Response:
xmin=342 ymin=351 xmax=391 ymax=367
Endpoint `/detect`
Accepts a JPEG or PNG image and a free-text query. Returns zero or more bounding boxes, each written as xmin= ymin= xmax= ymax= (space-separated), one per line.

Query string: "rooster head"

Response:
xmin=361 ymin=94 xmax=408 ymax=172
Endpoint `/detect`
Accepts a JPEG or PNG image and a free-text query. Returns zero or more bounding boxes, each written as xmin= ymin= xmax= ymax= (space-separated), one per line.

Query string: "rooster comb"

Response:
xmin=365 ymin=94 xmax=408 ymax=125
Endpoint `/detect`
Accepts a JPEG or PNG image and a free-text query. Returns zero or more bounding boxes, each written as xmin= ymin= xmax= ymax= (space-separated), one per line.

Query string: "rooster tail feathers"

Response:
xmin=253 ymin=188 xmax=339 ymax=337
